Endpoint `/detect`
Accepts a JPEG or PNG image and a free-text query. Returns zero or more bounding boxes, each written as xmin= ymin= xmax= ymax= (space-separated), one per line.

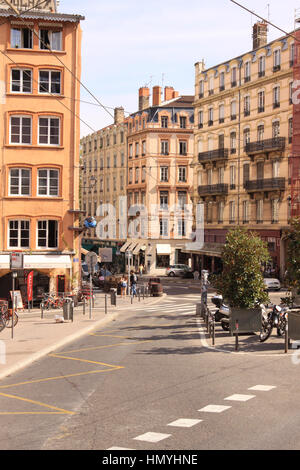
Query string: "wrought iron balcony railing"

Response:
xmin=245 ymin=137 xmax=285 ymax=155
xmin=198 ymin=148 xmax=229 ymax=164
xmin=198 ymin=183 xmax=229 ymax=196
xmin=244 ymin=177 xmax=285 ymax=192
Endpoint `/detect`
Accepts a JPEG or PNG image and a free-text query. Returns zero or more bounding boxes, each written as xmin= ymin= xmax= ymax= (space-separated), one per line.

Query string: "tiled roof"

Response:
xmin=0 ymin=8 xmax=84 ymax=22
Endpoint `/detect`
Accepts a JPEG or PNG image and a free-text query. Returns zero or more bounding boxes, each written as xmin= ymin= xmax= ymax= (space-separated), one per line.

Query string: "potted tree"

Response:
xmin=213 ymin=227 xmax=270 ymax=330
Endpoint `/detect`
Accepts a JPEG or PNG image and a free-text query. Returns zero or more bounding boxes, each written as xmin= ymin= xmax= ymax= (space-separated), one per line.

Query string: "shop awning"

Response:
xmin=182 ymin=242 xmax=224 ymax=257
xmin=120 ymin=241 xmax=132 ymax=253
xmin=132 ymin=243 xmax=143 ymax=255
xmin=156 ymin=244 xmax=171 ymax=255
xmin=24 ymin=255 xmax=72 ymax=269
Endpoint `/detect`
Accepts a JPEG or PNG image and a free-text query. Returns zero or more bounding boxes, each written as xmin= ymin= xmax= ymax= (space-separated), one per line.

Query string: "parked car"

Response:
xmin=263 ymin=278 xmax=281 ymax=291
xmin=166 ymin=265 xmax=192 ymax=277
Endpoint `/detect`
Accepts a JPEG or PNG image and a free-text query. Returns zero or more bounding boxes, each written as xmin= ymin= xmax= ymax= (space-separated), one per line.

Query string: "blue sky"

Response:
xmin=59 ymin=0 xmax=300 ymax=137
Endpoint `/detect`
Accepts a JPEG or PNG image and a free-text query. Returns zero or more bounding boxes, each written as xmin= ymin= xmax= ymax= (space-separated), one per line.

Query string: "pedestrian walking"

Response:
xmin=120 ymin=276 xmax=127 ymax=297
xmin=130 ymin=270 xmax=138 ymax=297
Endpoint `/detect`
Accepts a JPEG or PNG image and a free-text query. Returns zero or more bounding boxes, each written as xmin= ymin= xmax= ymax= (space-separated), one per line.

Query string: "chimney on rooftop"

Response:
xmin=139 ymin=87 xmax=150 ymax=111
xmin=114 ymin=107 xmax=125 ymax=124
xmin=152 ymin=86 xmax=161 ymax=106
xmin=252 ymin=21 xmax=268 ymax=50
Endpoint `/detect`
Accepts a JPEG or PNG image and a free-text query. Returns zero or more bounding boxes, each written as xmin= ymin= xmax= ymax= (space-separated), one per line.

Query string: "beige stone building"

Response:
xmin=121 ymin=86 xmax=194 ymax=275
xmin=190 ymin=22 xmax=295 ymax=278
xmin=80 ymin=107 xmax=127 ymax=271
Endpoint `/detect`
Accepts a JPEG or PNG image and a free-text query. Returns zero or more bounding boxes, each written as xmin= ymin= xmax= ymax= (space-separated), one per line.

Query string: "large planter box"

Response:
xmin=288 ymin=310 xmax=300 ymax=341
xmin=229 ymin=308 xmax=262 ymax=334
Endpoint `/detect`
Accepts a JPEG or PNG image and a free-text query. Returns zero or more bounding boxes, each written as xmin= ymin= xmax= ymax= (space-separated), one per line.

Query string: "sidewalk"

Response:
xmin=0 ymin=292 xmax=166 ymax=381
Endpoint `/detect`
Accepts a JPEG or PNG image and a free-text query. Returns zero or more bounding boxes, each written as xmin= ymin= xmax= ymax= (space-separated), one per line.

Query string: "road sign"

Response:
xmin=85 ymin=252 xmax=98 ymax=274
xmin=10 ymin=252 xmax=23 ymax=270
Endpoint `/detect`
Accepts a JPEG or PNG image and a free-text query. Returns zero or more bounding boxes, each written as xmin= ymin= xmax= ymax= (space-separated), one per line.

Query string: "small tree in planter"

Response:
xmin=284 ymin=217 xmax=300 ymax=304
xmin=213 ymin=227 xmax=270 ymax=310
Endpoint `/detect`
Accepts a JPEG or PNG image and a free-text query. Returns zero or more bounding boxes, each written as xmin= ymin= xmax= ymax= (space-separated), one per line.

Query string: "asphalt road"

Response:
xmin=0 ymin=279 xmax=299 ymax=450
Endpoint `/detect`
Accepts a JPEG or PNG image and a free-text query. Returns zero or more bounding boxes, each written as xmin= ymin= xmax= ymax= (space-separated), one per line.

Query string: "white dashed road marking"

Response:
xmin=248 ymin=385 xmax=277 ymax=391
xmin=107 ymin=447 xmax=135 ymax=450
xmin=134 ymin=432 xmax=171 ymax=443
xmin=198 ymin=405 xmax=232 ymax=413
xmin=224 ymin=394 xmax=256 ymax=402
xmin=168 ymin=418 xmax=203 ymax=428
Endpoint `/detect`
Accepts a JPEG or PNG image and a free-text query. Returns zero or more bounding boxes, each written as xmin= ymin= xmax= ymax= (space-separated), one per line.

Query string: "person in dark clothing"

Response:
xmin=130 ymin=271 xmax=137 ymax=297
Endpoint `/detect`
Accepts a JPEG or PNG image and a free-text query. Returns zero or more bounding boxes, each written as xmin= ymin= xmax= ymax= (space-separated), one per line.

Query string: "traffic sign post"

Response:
xmin=84 ymin=252 xmax=98 ymax=319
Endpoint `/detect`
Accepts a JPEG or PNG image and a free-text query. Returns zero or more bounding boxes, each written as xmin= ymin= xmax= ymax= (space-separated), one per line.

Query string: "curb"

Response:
xmin=0 ymin=293 xmax=166 ymax=382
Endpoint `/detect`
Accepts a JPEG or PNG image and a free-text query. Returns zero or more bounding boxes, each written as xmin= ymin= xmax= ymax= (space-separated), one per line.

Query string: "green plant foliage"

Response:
xmin=213 ymin=227 xmax=270 ymax=308
xmin=285 ymin=218 xmax=300 ymax=295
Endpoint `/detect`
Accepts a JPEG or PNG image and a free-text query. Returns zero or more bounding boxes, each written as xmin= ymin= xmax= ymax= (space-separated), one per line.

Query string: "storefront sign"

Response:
xmin=27 ymin=271 xmax=34 ymax=302
xmin=10 ymin=252 xmax=23 ymax=270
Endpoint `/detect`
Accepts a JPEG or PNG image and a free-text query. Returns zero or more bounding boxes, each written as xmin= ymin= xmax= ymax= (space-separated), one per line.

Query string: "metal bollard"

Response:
xmin=235 ymin=319 xmax=239 ymax=351
xmin=83 ymin=297 xmax=86 ymax=315
xmin=212 ymin=317 xmax=215 ymax=346
xmin=41 ymin=302 xmax=44 ymax=319
xmin=138 ymin=288 xmax=141 ymax=302
xmin=143 ymin=285 xmax=145 ymax=300
xmin=105 ymin=294 xmax=107 ymax=314
xmin=285 ymin=319 xmax=289 ymax=354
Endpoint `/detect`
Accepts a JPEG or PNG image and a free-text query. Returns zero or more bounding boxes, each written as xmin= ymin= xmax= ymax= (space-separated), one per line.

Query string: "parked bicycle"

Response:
xmin=0 ymin=301 xmax=18 ymax=332
xmin=41 ymin=293 xmax=64 ymax=310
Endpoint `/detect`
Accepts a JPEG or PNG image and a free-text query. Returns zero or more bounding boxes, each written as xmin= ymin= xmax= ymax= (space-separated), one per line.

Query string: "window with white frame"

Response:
xmin=273 ymin=49 xmax=281 ymax=69
xmin=208 ymin=76 xmax=214 ymax=94
xmin=230 ymin=131 xmax=236 ymax=153
xmin=244 ymin=95 xmax=250 ymax=116
xmin=219 ymin=71 xmax=225 ymax=90
xmin=231 ymin=66 xmax=237 ymax=86
xmin=11 ymin=69 xmax=32 ymax=93
xmin=179 ymin=141 xmax=187 ymax=155
xmin=272 ymin=160 xmax=280 ymax=178
xmin=37 ymin=168 xmax=59 ymax=196
xmin=218 ymin=167 xmax=224 ymax=184
xmin=208 ymin=107 xmax=214 ymax=124
xmin=160 ymin=166 xmax=168 ymax=182
xmin=218 ymin=201 xmax=224 ymax=223
xmin=271 ymin=199 xmax=279 ymax=223
xmin=10 ymin=115 xmax=32 ymax=144
xmin=135 ymin=167 xmax=140 ymax=183
xmin=244 ymin=61 xmax=251 ymax=81
xmin=231 ymin=100 xmax=237 ymax=119
xmin=199 ymin=79 xmax=204 ymax=97
xmin=258 ymin=90 xmax=265 ymax=112
xmin=198 ymin=110 xmax=203 ymax=128
xmin=39 ymin=70 xmax=61 ymax=94
xmin=258 ymin=55 xmax=265 ymax=76
xmin=207 ymin=168 xmax=213 ymax=185
xmin=160 ymin=191 xmax=169 ymax=209
xmin=38 ymin=117 xmax=60 ymax=145
xmin=178 ymin=191 xmax=187 ymax=209
xmin=161 ymin=140 xmax=169 ymax=155
xmin=273 ymin=86 xmax=280 ymax=107
xmin=39 ymin=29 xmax=62 ymax=51
xmin=272 ymin=120 xmax=280 ymax=138
xmin=178 ymin=166 xmax=187 ymax=182
xmin=142 ymin=166 xmax=146 ymax=182
xmin=37 ymin=220 xmax=58 ymax=248
xmin=230 ymin=165 xmax=236 ymax=188
xmin=11 ymin=27 xmax=32 ymax=49
xmin=177 ymin=219 xmax=186 ymax=237
xmin=160 ymin=218 xmax=169 ymax=236
xmin=8 ymin=220 xmax=30 ymax=248
xmin=256 ymin=199 xmax=263 ymax=222
xmin=219 ymin=104 xmax=225 ymax=122
xmin=9 ymin=168 xmax=31 ymax=196
xmin=243 ymin=200 xmax=249 ymax=223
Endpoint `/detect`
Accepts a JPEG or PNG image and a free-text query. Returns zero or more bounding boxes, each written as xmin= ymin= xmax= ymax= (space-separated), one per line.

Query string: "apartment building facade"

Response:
xmin=80 ymin=107 xmax=127 ymax=271
xmin=121 ymin=86 xmax=194 ymax=275
xmin=0 ymin=1 xmax=84 ymax=299
xmin=191 ymin=22 xmax=294 ymax=278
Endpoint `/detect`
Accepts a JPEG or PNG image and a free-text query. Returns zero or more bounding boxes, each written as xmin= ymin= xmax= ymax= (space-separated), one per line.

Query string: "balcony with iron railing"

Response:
xmin=198 ymin=148 xmax=229 ymax=164
xmin=198 ymin=183 xmax=229 ymax=196
xmin=245 ymin=137 xmax=285 ymax=155
xmin=244 ymin=177 xmax=285 ymax=192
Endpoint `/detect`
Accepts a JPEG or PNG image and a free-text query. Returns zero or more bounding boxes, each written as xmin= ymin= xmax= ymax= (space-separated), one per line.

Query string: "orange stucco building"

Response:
xmin=0 ymin=1 xmax=84 ymax=300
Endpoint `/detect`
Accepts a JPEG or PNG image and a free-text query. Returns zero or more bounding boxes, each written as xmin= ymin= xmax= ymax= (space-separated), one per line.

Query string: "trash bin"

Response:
xmin=110 ymin=288 xmax=117 ymax=306
xmin=63 ymin=298 xmax=74 ymax=321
